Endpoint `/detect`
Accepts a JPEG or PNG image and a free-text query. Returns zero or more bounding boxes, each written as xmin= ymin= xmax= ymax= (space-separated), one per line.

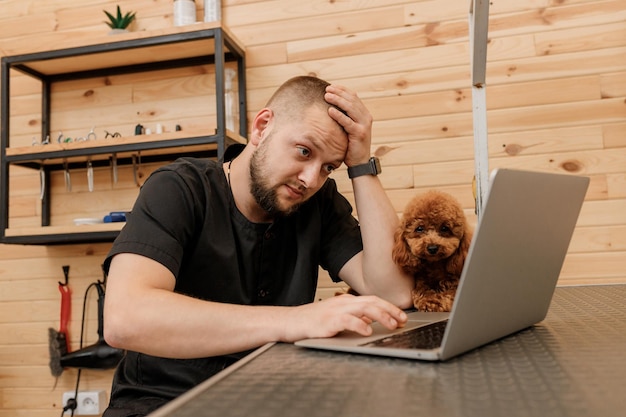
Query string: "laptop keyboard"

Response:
xmin=362 ymin=320 xmax=448 ymax=350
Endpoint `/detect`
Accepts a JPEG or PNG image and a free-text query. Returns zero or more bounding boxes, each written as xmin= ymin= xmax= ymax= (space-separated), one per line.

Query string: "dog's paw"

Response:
xmin=416 ymin=300 xmax=450 ymax=312
xmin=412 ymin=290 xmax=453 ymax=312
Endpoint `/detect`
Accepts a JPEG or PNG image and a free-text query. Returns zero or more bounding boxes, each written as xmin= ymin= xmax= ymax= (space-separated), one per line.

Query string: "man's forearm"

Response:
xmin=350 ymin=174 xmax=414 ymax=307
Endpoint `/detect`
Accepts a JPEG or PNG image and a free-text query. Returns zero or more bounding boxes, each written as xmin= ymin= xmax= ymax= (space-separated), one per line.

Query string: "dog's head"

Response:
xmin=392 ymin=190 xmax=472 ymax=275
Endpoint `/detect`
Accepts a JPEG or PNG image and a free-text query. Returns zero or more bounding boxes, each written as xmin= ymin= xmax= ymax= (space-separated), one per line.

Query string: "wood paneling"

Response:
xmin=1 ymin=0 xmax=624 ymax=415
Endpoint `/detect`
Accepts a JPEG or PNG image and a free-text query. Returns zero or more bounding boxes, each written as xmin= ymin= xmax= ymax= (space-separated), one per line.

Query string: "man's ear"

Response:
xmin=251 ymin=108 xmax=273 ymax=145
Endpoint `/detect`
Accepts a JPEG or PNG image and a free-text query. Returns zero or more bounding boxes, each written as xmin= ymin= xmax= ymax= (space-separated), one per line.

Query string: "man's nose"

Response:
xmin=299 ymin=164 xmax=322 ymax=190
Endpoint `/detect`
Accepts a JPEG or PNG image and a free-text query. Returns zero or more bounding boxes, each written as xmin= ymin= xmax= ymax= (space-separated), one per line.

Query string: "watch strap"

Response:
xmin=347 ymin=157 xmax=381 ymax=179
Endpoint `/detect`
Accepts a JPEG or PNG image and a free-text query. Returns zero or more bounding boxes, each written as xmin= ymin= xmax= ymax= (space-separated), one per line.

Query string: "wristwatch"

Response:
xmin=347 ymin=157 xmax=382 ymax=179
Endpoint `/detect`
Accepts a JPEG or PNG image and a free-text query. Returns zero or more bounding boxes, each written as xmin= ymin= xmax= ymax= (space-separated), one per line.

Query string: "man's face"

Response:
xmin=249 ymin=105 xmax=347 ymax=217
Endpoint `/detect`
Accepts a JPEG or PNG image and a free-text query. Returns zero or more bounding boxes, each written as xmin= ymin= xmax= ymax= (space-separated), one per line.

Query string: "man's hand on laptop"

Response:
xmin=283 ymin=294 xmax=408 ymax=342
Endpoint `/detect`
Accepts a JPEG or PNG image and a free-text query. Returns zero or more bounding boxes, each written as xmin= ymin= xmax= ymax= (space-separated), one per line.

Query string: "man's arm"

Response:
xmin=104 ymin=253 xmax=408 ymax=359
xmin=325 ymin=85 xmax=414 ymax=308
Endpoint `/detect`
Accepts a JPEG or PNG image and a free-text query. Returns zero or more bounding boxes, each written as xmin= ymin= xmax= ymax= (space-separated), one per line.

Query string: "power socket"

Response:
xmin=62 ymin=390 xmax=107 ymax=415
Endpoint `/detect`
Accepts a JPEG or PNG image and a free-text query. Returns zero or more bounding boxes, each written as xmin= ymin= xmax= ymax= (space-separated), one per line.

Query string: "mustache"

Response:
xmin=289 ymin=181 xmax=308 ymax=194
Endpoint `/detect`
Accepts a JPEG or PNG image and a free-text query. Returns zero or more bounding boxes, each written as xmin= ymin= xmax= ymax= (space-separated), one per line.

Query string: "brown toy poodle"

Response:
xmin=392 ymin=190 xmax=473 ymax=312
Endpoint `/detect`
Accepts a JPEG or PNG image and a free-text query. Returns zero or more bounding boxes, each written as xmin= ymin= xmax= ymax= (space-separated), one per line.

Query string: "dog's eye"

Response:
xmin=440 ymin=225 xmax=451 ymax=234
xmin=414 ymin=226 xmax=424 ymax=233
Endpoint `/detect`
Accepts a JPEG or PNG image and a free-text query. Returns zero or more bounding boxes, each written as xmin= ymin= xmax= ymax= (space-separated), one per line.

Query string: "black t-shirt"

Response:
xmin=103 ymin=154 xmax=363 ymax=416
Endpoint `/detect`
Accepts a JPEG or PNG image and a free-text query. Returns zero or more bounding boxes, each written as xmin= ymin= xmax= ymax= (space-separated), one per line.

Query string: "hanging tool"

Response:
xmin=132 ymin=152 xmax=142 ymax=187
xmin=110 ymin=153 xmax=118 ymax=185
xmin=86 ymin=126 xmax=97 ymax=141
xmin=59 ymin=274 xmax=124 ymax=370
xmin=39 ymin=164 xmax=45 ymax=200
xmin=87 ymin=159 xmax=94 ymax=192
xmin=63 ymin=160 xmax=72 ymax=192
xmin=48 ymin=265 xmax=72 ymax=378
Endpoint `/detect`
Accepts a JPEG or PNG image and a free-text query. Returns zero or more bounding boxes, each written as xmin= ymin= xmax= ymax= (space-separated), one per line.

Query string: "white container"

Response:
xmin=204 ymin=0 xmax=221 ymax=22
xmin=224 ymin=68 xmax=238 ymax=132
xmin=174 ymin=0 xmax=197 ymax=27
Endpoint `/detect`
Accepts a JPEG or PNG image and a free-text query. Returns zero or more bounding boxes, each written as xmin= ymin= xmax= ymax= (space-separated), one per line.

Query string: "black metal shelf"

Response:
xmin=6 ymin=133 xmax=235 ymax=165
xmin=2 ymin=230 xmax=122 ymax=246
xmin=0 ymin=24 xmax=247 ymax=245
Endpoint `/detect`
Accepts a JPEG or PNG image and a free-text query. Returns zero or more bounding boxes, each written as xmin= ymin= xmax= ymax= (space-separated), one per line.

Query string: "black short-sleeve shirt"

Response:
xmin=102 ymin=154 xmax=363 ymax=416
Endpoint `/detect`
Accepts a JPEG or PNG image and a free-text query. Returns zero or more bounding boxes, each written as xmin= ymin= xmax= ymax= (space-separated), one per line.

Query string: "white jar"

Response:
xmin=174 ymin=0 xmax=197 ymax=27
xmin=204 ymin=0 xmax=221 ymax=22
xmin=224 ymin=68 xmax=238 ymax=132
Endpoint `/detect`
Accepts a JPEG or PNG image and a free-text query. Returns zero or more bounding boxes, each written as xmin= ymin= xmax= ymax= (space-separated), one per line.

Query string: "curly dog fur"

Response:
xmin=392 ymin=190 xmax=473 ymax=312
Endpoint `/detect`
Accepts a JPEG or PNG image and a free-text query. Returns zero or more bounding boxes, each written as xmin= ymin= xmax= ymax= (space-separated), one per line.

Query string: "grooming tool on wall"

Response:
xmin=59 ymin=270 xmax=124 ymax=370
xmin=132 ymin=154 xmax=138 ymax=186
xmin=56 ymin=132 xmax=72 ymax=143
xmin=87 ymin=159 xmax=94 ymax=192
xmin=132 ymin=152 xmax=142 ymax=187
xmin=110 ymin=154 xmax=118 ymax=185
xmin=87 ymin=126 xmax=97 ymax=140
xmin=48 ymin=265 xmax=72 ymax=378
xmin=39 ymin=164 xmax=45 ymax=200
xmin=76 ymin=126 xmax=97 ymax=142
xmin=32 ymin=135 xmax=50 ymax=145
xmin=63 ymin=160 xmax=72 ymax=192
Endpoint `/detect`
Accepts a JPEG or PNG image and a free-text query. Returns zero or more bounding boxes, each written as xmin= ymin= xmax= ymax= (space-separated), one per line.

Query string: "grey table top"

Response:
xmin=152 ymin=285 xmax=626 ymax=417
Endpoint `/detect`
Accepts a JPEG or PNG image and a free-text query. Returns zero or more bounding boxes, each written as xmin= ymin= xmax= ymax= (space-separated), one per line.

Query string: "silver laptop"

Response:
xmin=296 ymin=168 xmax=589 ymax=361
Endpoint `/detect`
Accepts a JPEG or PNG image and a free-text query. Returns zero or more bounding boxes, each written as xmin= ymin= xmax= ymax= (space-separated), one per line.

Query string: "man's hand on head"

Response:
xmin=324 ymin=84 xmax=373 ymax=168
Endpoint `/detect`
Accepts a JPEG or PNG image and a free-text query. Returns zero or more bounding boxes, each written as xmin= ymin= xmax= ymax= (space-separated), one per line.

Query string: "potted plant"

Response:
xmin=104 ymin=5 xmax=137 ymax=34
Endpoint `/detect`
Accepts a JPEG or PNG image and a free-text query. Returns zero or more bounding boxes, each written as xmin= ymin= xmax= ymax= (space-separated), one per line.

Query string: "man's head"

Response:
xmin=265 ymin=76 xmax=347 ymax=126
xmin=248 ymin=76 xmax=349 ymax=218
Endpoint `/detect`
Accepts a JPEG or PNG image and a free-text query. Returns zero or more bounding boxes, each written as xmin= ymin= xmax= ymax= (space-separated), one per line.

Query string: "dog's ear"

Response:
xmin=446 ymin=228 xmax=473 ymax=276
xmin=392 ymin=226 xmax=418 ymax=273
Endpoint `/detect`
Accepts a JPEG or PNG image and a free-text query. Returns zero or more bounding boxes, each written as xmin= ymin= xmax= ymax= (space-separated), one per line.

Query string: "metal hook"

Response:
xmin=59 ymin=265 xmax=70 ymax=287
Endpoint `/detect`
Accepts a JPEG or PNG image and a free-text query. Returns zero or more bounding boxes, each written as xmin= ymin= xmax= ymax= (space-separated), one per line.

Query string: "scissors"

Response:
xmin=76 ymin=127 xmax=97 ymax=142
xmin=56 ymin=131 xmax=71 ymax=143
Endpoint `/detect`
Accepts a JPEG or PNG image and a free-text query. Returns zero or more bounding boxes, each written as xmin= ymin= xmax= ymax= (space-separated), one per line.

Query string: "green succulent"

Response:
xmin=104 ymin=5 xmax=137 ymax=29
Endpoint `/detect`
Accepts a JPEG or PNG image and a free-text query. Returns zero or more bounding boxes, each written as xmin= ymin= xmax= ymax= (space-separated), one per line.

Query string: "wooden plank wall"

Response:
xmin=0 ymin=0 xmax=624 ymax=415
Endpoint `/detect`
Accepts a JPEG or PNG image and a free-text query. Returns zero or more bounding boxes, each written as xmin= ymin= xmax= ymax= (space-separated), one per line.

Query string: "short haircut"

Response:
xmin=265 ymin=76 xmax=332 ymax=124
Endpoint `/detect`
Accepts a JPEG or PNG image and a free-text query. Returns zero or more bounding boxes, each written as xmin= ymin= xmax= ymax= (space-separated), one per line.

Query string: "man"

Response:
xmin=102 ymin=76 xmax=414 ymax=416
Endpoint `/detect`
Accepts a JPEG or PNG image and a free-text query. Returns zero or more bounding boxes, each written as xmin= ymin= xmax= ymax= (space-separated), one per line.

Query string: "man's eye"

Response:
xmin=324 ymin=165 xmax=336 ymax=174
xmin=297 ymin=147 xmax=310 ymax=157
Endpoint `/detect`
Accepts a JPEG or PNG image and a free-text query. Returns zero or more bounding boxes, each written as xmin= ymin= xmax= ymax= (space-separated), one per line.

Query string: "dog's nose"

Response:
xmin=427 ymin=245 xmax=439 ymax=255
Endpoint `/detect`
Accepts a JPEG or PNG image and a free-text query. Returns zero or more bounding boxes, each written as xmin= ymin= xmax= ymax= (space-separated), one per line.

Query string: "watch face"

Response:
xmin=371 ymin=157 xmax=381 ymax=174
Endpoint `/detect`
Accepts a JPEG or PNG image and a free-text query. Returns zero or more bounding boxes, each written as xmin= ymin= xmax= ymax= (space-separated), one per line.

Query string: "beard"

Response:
xmin=249 ymin=136 xmax=303 ymax=218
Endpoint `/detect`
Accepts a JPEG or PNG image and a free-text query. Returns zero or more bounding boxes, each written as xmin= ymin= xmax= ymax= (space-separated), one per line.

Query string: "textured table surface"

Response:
xmin=153 ymin=285 xmax=626 ymax=417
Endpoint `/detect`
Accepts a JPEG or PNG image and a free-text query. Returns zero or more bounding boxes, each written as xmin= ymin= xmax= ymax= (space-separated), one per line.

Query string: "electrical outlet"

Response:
xmin=62 ymin=390 xmax=107 ymax=415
